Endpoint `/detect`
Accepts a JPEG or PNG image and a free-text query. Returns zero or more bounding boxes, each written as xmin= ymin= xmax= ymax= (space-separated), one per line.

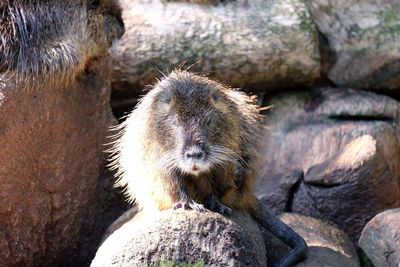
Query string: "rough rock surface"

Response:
xmin=70 ymin=171 xmax=130 ymax=266
xmin=293 ymin=133 xmax=400 ymax=242
xmin=91 ymin=209 xmax=267 ymax=266
xmin=282 ymin=213 xmax=360 ymax=266
xmin=254 ymin=170 xmax=303 ymax=215
xmin=359 ymin=208 xmax=400 ymax=267
xmin=260 ymin=87 xmax=400 ymax=175
xmin=259 ymin=213 xmax=360 ymax=266
xmin=0 ymin=58 xmax=117 ymax=266
xmin=306 ymin=0 xmax=400 ymax=90
xmin=260 ymin=87 xmax=400 ymax=241
xmin=112 ymin=0 xmax=320 ymax=95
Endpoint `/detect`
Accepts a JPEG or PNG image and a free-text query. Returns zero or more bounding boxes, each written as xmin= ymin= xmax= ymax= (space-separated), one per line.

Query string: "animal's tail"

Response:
xmin=251 ymin=198 xmax=308 ymax=267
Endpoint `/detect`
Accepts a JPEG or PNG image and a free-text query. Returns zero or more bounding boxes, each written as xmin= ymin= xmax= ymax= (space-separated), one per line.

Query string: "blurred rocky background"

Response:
xmin=106 ymin=0 xmax=400 ymax=266
xmin=1 ymin=0 xmax=400 ymax=266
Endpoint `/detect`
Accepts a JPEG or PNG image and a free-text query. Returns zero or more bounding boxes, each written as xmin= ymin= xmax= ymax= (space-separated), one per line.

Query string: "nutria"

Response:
xmin=0 ymin=0 xmax=123 ymax=83
xmin=109 ymin=70 xmax=307 ymax=267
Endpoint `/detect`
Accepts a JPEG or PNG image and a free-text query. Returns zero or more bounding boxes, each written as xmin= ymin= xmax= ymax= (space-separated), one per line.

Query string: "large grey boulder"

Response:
xmin=306 ymin=0 xmax=400 ymax=90
xmin=91 ymin=209 xmax=267 ymax=266
xmin=260 ymin=87 xmax=400 ymax=241
xmin=112 ymin=0 xmax=320 ymax=96
xmin=359 ymin=208 xmax=400 ymax=267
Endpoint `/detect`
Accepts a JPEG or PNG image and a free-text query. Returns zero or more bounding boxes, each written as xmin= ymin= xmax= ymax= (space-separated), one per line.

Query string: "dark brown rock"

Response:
xmin=260 ymin=87 xmax=400 ymax=241
xmin=0 ymin=57 xmax=118 ymax=266
xmin=112 ymin=0 xmax=320 ymax=95
xmin=0 ymin=2 xmax=124 ymax=265
xmin=359 ymin=208 xmax=400 ymax=267
xmin=293 ymin=132 xmax=400 ymax=242
xmin=305 ymin=0 xmax=400 ymax=91
xmin=254 ymin=170 xmax=303 ymax=215
xmin=71 ymin=170 xmax=130 ymax=266
xmin=91 ymin=209 xmax=267 ymax=266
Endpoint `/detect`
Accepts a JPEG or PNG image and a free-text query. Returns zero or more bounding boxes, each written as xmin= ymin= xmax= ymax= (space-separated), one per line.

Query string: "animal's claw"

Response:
xmin=173 ymin=198 xmax=206 ymax=212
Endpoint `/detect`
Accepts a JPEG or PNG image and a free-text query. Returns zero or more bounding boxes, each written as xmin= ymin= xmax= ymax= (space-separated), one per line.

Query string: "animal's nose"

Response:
xmin=185 ymin=149 xmax=204 ymax=160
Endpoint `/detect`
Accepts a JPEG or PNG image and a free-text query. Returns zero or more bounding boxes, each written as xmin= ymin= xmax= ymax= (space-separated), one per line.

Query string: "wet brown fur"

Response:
xmin=109 ymin=70 xmax=308 ymax=267
xmin=109 ymin=70 xmax=262 ymax=213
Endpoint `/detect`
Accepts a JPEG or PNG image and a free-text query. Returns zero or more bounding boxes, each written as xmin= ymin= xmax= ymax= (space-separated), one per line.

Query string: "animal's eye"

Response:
xmin=89 ymin=0 xmax=101 ymax=9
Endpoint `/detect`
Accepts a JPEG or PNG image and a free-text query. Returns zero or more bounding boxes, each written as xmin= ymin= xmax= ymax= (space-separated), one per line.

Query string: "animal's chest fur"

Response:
xmin=182 ymin=169 xmax=237 ymax=205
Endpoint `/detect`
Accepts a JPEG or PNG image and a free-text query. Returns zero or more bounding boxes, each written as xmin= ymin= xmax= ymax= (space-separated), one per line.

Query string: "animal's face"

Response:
xmin=0 ymin=0 xmax=124 ymax=79
xmin=152 ymin=71 xmax=240 ymax=176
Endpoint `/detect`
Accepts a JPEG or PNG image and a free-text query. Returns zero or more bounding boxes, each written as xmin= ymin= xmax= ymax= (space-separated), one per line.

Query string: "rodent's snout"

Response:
xmin=180 ymin=145 xmax=209 ymax=175
xmin=185 ymin=147 xmax=205 ymax=161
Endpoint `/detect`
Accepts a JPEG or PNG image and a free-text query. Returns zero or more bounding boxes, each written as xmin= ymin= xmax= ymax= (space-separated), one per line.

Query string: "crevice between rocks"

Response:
xmin=305 ymin=181 xmax=343 ymax=188
xmin=285 ymin=172 xmax=303 ymax=212
xmin=328 ymin=115 xmax=393 ymax=122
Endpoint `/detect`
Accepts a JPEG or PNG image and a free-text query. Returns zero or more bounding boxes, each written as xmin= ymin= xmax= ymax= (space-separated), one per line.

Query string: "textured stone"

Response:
xmin=71 ymin=171 xmax=130 ymax=266
xmin=0 ymin=57 xmax=117 ymax=266
xmin=260 ymin=87 xmax=400 ymax=241
xmin=0 ymin=2 xmax=124 ymax=265
xmin=293 ymin=133 xmax=400 ymax=242
xmin=91 ymin=209 xmax=267 ymax=266
xmin=359 ymin=208 xmax=400 ymax=267
xmin=260 ymin=213 xmax=360 ymax=266
xmin=260 ymin=87 xmax=400 ymax=175
xmin=281 ymin=214 xmax=360 ymax=267
xmin=112 ymin=0 xmax=320 ymax=96
xmin=95 ymin=207 xmax=362 ymax=267
xmin=306 ymin=0 xmax=400 ymax=90
xmin=254 ymin=170 xmax=303 ymax=215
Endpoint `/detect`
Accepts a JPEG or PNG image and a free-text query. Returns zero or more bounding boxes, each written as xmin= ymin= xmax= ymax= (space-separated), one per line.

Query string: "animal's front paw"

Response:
xmin=208 ymin=196 xmax=232 ymax=216
xmin=173 ymin=198 xmax=206 ymax=212
xmin=215 ymin=203 xmax=232 ymax=216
